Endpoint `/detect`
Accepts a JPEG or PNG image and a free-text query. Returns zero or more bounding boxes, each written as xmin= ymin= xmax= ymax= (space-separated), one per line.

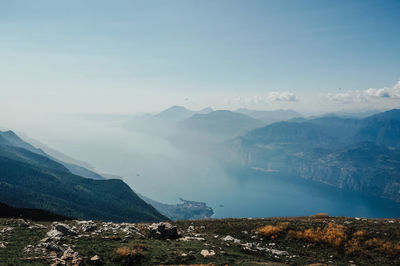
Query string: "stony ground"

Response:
xmin=0 ymin=215 xmax=399 ymax=265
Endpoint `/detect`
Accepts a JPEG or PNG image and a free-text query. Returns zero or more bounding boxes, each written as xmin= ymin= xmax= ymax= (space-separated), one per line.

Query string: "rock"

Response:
xmin=222 ymin=235 xmax=241 ymax=243
xmin=179 ymin=236 xmax=205 ymax=241
xmin=222 ymin=235 xmax=234 ymax=241
xmin=46 ymin=229 xmax=64 ymax=239
xmin=200 ymin=249 xmax=215 ymax=257
xmin=60 ymin=247 xmax=80 ymax=262
xmin=0 ymin=227 xmax=13 ymax=234
xmin=18 ymin=219 xmax=30 ymax=227
xmin=148 ymin=222 xmax=180 ymax=239
xmin=72 ymin=258 xmax=83 ymax=266
xmin=30 ymin=224 xmax=47 ymax=229
xmin=81 ymin=223 xmax=97 ymax=232
xmin=40 ymin=237 xmax=51 ymax=243
xmin=41 ymin=242 xmax=63 ymax=252
xmin=47 ymin=223 xmax=77 ymax=239
xmin=187 ymin=225 xmax=195 ymax=232
xmin=0 ymin=242 xmax=6 ymax=248
xmin=90 ymin=255 xmax=102 ymax=264
xmin=53 ymin=223 xmax=77 ymax=236
xmin=241 ymin=242 xmax=289 ymax=256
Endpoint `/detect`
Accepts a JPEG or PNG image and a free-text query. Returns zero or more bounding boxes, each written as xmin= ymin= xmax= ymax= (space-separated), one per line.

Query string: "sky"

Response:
xmin=1 ymin=0 xmax=400 ymax=120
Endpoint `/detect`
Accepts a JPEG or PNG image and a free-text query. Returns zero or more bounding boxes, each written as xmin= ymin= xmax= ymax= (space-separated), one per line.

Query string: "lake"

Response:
xmin=43 ymin=117 xmax=400 ymax=219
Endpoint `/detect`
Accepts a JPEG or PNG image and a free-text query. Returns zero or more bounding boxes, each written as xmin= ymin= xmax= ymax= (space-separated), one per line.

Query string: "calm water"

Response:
xmin=43 ymin=117 xmax=400 ymax=219
xmin=207 ymin=170 xmax=400 ymax=219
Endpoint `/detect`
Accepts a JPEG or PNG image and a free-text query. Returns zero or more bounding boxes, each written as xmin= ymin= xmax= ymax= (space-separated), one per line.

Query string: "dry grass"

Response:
xmin=288 ymin=223 xmax=347 ymax=248
xmin=257 ymin=222 xmax=289 ymax=239
xmin=345 ymin=230 xmax=400 ymax=256
xmin=289 ymin=224 xmax=400 ymax=256
xmin=114 ymin=244 xmax=148 ymax=264
xmin=345 ymin=230 xmax=366 ymax=254
xmin=311 ymin=213 xmax=329 ymax=219
xmin=352 ymin=230 xmax=366 ymax=239
xmin=364 ymin=238 xmax=400 ymax=255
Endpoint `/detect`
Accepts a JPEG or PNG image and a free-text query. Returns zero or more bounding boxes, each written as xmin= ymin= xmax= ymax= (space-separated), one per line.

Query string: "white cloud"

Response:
xmin=364 ymin=81 xmax=400 ymax=98
xmin=325 ymin=91 xmax=365 ymax=103
xmin=267 ymin=91 xmax=297 ymax=102
xmin=225 ymin=91 xmax=298 ymax=106
xmin=325 ymin=81 xmax=400 ymax=103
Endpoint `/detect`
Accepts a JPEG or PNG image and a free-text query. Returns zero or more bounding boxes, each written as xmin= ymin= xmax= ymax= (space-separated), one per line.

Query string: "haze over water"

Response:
xmin=40 ymin=116 xmax=400 ymax=219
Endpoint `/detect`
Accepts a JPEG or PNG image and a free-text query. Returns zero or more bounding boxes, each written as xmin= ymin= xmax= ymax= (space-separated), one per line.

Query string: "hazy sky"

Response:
xmin=1 ymin=0 xmax=400 ymax=118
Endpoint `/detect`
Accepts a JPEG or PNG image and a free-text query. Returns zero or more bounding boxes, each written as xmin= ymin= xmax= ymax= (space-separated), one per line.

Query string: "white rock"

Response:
xmin=46 ymin=229 xmax=64 ymax=238
xmin=222 ymin=235 xmax=235 ymax=241
xmin=222 ymin=235 xmax=241 ymax=243
xmin=187 ymin=225 xmax=195 ymax=232
xmin=200 ymin=249 xmax=215 ymax=257
xmin=180 ymin=236 xmax=205 ymax=241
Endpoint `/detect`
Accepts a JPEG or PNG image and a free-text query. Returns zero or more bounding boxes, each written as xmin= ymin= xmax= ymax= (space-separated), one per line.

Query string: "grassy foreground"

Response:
xmin=0 ymin=215 xmax=399 ymax=265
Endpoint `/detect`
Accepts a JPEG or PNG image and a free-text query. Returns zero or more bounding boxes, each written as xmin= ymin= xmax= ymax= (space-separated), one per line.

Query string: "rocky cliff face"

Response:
xmin=222 ymin=110 xmax=400 ymax=203
xmin=286 ymin=144 xmax=400 ymax=202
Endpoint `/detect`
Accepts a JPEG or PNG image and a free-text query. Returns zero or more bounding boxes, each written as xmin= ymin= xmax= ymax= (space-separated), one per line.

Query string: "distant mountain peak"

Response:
xmin=1 ymin=130 xmax=21 ymax=140
xmin=164 ymin=105 xmax=190 ymax=112
xmin=198 ymin=107 xmax=214 ymax=114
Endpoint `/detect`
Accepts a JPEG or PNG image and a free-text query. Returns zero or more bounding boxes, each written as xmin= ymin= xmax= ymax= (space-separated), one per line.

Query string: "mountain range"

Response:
xmin=223 ymin=109 xmax=400 ymax=203
xmin=0 ymin=130 xmax=166 ymax=222
xmin=178 ymin=110 xmax=265 ymax=142
xmin=0 ymin=201 xmax=72 ymax=221
xmin=236 ymin=108 xmax=302 ymax=124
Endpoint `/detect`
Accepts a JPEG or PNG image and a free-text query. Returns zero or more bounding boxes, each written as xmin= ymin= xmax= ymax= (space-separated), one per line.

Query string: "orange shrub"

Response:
xmin=116 ymin=247 xmax=132 ymax=257
xmin=345 ymin=239 xmax=362 ymax=254
xmin=353 ymin=230 xmax=366 ymax=239
xmin=345 ymin=230 xmax=367 ymax=254
xmin=114 ymin=244 xmax=147 ymax=264
xmin=289 ymin=223 xmax=347 ymax=248
xmin=365 ymin=238 xmax=400 ymax=255
xmin=312 ymin=213 xmax=330 ymax=219
xmin=257 ymin=222 xmax=289 ymax=239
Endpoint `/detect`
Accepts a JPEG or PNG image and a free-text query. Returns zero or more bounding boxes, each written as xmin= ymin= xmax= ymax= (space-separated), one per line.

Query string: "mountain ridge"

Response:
xmin=223 ymin=109 xmax=400 ymax=203
xmin=0 ymin=130 xmax=167 ymax=222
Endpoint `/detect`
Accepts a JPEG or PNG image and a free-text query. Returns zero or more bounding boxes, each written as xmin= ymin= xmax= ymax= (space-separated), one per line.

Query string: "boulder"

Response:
xmin=46 ymin=223 xmax=77 ymax=240
xmin=222 ymin=235 xmax=241 ymax=243
xmin=200 ymin=249 xmax=215 ymax=257
xmin=187 ymin=225 xmax=195 ymax=232
xmin=148 ymin=222 xmax=180 ymax=239
xmin=81 ymin=223 xmax=97 ymax=233
xmin=90 ymin=255 xmax=102 ymax=264
xmin=60 ymin=247 xmax=80 ymax=261
xmin=41 ymin=242 xmax=63 ymax=253
xmin=52 ymin=223 xmax=77 ymax=236
xmin=17 ymin=219 xmax=30 ymax=227
xmin=46 ymin=229 xmax=64 ymax=239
